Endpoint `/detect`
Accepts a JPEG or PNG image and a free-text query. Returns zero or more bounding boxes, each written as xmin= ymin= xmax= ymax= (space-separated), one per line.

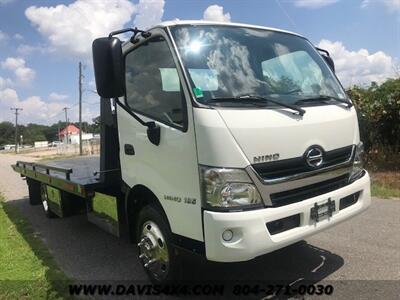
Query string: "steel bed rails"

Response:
xmin=12 ymin=160 xmax=95 ymax=198
xmin=16 ymin=161 xmax=73 ymax=180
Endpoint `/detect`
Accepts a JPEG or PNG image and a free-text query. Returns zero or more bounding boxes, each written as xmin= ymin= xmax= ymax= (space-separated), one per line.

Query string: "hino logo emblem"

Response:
xmin=253 ymin=153 xmax=280 ymax=163
xmin=305 ymin=146 xmax=324 ymax=168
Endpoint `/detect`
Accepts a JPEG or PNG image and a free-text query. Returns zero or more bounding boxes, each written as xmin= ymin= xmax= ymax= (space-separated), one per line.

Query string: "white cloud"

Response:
xmin=16 ymin=44 xmax=50 ymax=56
xmin=384 ymin=0 xmax=400 ymax=11
xmin=14 ymin=67 xmax=36 ymax=84
xmin=0 ymin=76 xmax=13 ymax=89
xmin=293 ymin=0 xmax=339 ymax=9
xmin=0 ymin=88 xmax=19 ymax=107
xmin=0 ymin=89 xmax=47 ymax=123
xmin=0 ymin=77 xmax=7 ymax=90
xmin=0 ymin=88 xmax=78 ymax=124
xmin=318 ymin=39 xmax=397 ymax=87
xmin=203 ymin=4 xmax=231 ymax=22
xmin=0 ymin=30 xmax=8 ymax=42
xmin=49 ymin=92 xmax=68 ymax=101
xmin=134 ymin=0 xmax=165 ymax=29
xmin=361 ymin=0 xmax=400 ymax=11
xmin=1 ymin=57 xmax=36 ymax=84
xmin=13 ymin=33 xmax=24 ymax=40
xmin=361 ymin=0 xmax=370 ymax=9
xmin=25 ymin=0 xmax=166 ymax=58
xmin=0 ymin=75 xmax=100 ymax=123
xmin=0 ymin=0 xmax=14 ymax=5
xmin=2 ymin=57 xmax=25 ymax=69
xmin=25 ymin=0 xmax=136 ymax=57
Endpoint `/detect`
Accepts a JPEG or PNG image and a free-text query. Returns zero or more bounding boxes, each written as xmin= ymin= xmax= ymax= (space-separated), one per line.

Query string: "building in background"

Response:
xmin=34 ymin=141 xmax=48 ymax=148
xmin=59 ymin=124 xmax=94 ymax=145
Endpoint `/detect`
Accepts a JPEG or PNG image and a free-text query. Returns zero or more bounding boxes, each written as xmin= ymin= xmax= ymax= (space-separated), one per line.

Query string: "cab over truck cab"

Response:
xmin=14 ymin=21 xmax=371 ymax=283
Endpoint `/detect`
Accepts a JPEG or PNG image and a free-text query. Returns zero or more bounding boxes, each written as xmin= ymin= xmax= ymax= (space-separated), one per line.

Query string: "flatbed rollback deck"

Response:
xmin=14 ymin=157 xmax=100 ymax=198
xmin=13 ymin=156 xmax=125 ymax=236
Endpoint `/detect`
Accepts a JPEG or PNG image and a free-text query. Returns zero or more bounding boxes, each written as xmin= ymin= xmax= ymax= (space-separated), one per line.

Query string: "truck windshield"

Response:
xmin=170 ymin=25 xmax=347 ymax=107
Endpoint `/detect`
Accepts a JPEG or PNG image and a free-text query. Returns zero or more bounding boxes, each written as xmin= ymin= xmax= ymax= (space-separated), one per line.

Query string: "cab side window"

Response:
xmin=125 ymin=36 xmax=186 ymax=128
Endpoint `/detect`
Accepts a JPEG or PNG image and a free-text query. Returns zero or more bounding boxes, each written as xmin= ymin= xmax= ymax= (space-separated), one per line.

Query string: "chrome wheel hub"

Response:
xmin=138 ymin=221 xmax=169 ymax=280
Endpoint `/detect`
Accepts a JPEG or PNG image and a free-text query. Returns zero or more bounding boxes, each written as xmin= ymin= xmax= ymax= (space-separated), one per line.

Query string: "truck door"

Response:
xmin=117 ymin=31 xmax=203 ymax=242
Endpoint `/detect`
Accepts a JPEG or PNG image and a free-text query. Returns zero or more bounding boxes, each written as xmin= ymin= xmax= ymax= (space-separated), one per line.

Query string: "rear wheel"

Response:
xmin=40 ymin=184 xmax=56 ymax=218
xmin=27 ymin=179 xmax=41 ymax=205
xmin=136 ymin=205 xmax=180 ymax=283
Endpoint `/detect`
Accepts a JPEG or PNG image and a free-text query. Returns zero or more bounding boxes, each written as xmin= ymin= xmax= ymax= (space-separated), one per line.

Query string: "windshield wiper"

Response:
xmin=208 ymin=95 xmax=306 ymax=116
xmin=280 ymin=88 xmax=302 ymax=95
xmin=295 ymin=95 xmax=353 ymax=108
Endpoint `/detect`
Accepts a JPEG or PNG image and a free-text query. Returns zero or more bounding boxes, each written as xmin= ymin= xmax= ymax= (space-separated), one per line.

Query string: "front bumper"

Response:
xmin=203 ymin=171 xmax=371 ymax=262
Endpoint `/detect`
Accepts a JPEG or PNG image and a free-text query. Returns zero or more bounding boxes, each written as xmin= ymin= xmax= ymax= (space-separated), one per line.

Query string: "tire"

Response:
xmin=40 ymin=184 xmax=56 ymax=218
xmin=27 ymin=179 xmax=41 ymax=205
xmin=136 ymin=205 xmax=181 ymax=283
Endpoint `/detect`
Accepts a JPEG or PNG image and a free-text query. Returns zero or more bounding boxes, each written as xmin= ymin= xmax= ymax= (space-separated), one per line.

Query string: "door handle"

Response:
xmin=124 ymin=144 xmax=135 ymax=155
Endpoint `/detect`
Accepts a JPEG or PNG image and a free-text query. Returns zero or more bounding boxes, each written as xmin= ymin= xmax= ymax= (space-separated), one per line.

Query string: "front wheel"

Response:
xmin=136 ymin=205 xmax=180 ymax=283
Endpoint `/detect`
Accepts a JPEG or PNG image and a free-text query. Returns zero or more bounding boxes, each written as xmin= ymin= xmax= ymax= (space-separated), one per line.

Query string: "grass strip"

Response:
xmin=0 ymin=195 xmax=72 ymax=299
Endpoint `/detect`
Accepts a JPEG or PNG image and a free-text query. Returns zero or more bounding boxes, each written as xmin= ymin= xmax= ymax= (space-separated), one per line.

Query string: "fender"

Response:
xmin=123 ymin=182 xmax=205 ymax=255
xmin=123 ymin=182 xmax=171 ymax=240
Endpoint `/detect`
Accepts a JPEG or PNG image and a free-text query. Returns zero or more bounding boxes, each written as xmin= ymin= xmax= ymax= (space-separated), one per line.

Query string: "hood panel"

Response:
xmin=217 ymin=106 xmax=359 ymax=164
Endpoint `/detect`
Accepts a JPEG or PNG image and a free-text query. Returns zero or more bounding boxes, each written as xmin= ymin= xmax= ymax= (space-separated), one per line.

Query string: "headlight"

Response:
xmin=350 ymin=142 xmax=364 ymax=181
xmin=200 ymin=166 xmax=263 ymax=211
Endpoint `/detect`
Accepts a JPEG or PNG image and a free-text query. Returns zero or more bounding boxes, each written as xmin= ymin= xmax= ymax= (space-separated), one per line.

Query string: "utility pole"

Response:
xmin=10 ymin=107 xmax=23 ymax=153
xmin=58 ymin=121 xmax=61 ymax=142
xmin=63 ymin=107 xmax=69 ymax=144
xmin=79 ymin=62 xmax=83 ymax=155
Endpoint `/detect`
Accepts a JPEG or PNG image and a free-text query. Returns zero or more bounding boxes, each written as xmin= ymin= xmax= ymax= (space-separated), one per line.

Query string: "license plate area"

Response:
xmin=310 ymin=198 xmax=335 ymax=222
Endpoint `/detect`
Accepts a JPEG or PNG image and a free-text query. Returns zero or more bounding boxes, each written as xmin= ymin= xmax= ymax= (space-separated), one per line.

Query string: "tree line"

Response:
xmin=348 ymin=77 xmax=400 ymax=170
xmin=0 ymin=118 xmax=100 ymax=146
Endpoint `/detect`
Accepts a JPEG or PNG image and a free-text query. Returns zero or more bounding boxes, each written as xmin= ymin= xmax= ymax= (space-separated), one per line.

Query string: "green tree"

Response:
xmin=0 ymin=122 xmax=15 ymax=145
xmin=348 ymin=78 xmax=400 ymax=170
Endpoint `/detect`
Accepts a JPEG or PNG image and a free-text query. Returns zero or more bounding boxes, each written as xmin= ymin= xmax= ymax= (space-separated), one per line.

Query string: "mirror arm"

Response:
xmin=109 ymin=27 xmax=151 ymax=40
xmin=315 ymin=47 xmax=331 ymax=57
xmin=315 ymin=47 xmax=335 ymax=72
xmin=115 ymin=98 xmax=148 ymax=127
xmin=115 ymin=99 xmax=161 ymax=146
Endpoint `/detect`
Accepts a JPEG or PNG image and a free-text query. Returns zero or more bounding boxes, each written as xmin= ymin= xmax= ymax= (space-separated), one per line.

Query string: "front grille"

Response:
xmin=270 ymin=174 xmax=349 ymax=207
xmin=253 ymin=145 xmax=354 ymax=181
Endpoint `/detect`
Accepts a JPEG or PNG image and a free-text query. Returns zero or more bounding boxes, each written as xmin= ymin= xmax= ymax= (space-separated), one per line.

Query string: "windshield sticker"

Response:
xmin=193 ymin=87 xmax=204 ymax=98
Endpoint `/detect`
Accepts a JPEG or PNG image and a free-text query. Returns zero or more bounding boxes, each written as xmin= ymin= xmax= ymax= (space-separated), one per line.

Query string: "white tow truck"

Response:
xmin=12 ymin=21 xmax=371 ymax=282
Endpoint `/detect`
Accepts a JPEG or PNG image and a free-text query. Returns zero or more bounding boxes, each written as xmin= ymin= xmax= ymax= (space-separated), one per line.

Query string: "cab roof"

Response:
xmin=149 ymin=20 xmax=304 ymax=39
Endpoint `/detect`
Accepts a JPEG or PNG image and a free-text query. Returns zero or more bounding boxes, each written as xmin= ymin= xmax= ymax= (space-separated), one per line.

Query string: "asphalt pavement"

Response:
xmin=0 ymin=153 xmax=399 ymax=299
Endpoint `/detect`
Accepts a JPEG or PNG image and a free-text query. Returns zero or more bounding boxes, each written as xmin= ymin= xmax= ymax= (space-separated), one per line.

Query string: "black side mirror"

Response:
xmin=92 ymin=37 xmax=125 ymax=98
xmin=316 ymin=47 xmax=335 ymax=73
xmin=146 ymin=122 xmax=161 ymax=146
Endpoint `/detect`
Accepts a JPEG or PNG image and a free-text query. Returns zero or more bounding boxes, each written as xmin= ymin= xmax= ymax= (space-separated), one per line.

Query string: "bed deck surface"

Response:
xmin=40 ymin=155 xmax=100 ymax=186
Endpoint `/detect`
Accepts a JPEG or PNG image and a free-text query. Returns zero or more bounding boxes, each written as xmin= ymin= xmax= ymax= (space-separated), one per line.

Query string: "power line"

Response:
xmin=83 ymin=101 xmax=100 ymax=105
xmin=45 ymin=102 xmax=79 ymax=121
xmin=10 ymin=107 xmax=23 ymax=153
xmin=274 ymin=0 xmax=298 ymax=32
xmin=46 ymin=101 xmax=85 ymax=123
xmin=68 ymin=102 xmax=80 ymax=109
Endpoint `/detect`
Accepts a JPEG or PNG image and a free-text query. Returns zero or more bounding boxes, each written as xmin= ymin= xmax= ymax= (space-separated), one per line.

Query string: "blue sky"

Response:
xmin=0 ymin=0 xmax=399 ymax=124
